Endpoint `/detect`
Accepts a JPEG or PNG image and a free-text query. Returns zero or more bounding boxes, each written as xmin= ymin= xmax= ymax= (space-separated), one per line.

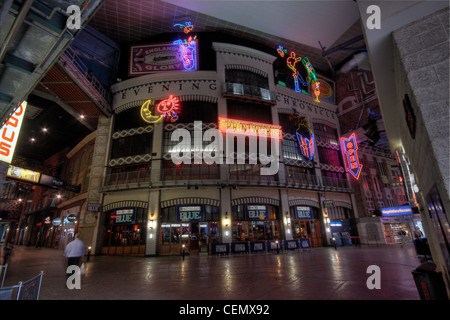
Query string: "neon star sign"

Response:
xmin=340 ymin=133 xmax=363 ymax=180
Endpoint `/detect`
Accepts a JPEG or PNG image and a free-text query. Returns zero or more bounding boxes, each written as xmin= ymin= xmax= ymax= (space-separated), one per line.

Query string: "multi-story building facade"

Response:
xmin=57 ymin=33 xmax=363 ymax=257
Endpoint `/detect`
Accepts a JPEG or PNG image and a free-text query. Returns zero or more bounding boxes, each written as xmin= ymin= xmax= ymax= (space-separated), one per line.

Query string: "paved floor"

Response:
xmin=1 ymin=242 xmax=424 ymax=301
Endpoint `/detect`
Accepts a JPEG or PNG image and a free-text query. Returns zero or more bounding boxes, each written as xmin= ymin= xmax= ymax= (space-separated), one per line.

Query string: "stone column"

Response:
xmin=81 ymin=115 xmax=112 ymax=254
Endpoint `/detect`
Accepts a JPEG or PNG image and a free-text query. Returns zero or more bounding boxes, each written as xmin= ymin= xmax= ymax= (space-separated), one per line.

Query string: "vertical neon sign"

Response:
xmin=173 ymin=21 xmax=197 ymax=71
xmin=296 ymin=132 xmax=315 ymax=160
xmin=340 ymin=133 xmax=362 ymax=180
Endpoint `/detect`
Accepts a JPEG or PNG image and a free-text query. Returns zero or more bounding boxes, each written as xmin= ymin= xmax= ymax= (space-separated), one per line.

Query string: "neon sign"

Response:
xmin=173 ymin=37 xmax=197 ymax=71
xmin=140 ymin=99 xmax=163 ymax=124
xmin=277 ymin=47 xmax=320 ymax=102
xmin=296 ymin=133 xmax=315 ymax=160
xmin=340 ymin=133 xmax=363 ymax=180
xmin=290 ymin=110 xmax=315 ymax=160
xmin=0 ymin=101 xmax=27 ymax=164
xmin=157 ymin=95 xmax=180 ymax=122
xmin=173 ymin=21 xmax=194 ymax=34
xmin=218 ymin=117 xmax=282 ymax=139
xmin=277 ymin=46 xmax=287 ymax=58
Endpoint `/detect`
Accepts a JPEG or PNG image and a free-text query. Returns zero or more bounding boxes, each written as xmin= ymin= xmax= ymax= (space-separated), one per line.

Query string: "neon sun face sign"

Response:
xmin=141 ymin=95 xmax=181 ymax=123
xmin=340 ymin=133 xmax=363 ymax=180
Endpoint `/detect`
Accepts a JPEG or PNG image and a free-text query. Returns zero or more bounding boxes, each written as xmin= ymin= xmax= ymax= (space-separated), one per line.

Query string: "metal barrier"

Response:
xmin=212 ymin=239 xmax=312 ymax=256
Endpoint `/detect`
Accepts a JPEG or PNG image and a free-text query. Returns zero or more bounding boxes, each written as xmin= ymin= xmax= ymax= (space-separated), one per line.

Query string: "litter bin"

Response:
xmin=411 ymin=263 xmax=448 ymax=300
xmin=413 ymin=238 xmax=431 ymax=257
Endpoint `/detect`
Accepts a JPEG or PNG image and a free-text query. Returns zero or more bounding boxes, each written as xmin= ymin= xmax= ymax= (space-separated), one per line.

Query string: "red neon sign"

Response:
xmin=340 ymin=133 xmax=362 ymax=180
xmin=157 ymin=95 xmax=180 ymax=122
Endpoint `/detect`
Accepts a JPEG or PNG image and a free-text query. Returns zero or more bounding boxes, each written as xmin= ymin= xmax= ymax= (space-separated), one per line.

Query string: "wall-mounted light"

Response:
xmin=224 ymin=212 xmax=229 ymax=227
xmin=148 ymin=220 xmax=154 ymax=229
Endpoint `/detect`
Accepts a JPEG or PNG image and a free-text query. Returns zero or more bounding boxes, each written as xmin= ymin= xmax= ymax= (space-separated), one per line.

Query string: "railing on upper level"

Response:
xmin=221 ymin=83 xmax=276 ymax=104
xmin=59 ymin=47 xmax=112 ymax=113
xmin=102 ymin=164 xmax=353 ymax=193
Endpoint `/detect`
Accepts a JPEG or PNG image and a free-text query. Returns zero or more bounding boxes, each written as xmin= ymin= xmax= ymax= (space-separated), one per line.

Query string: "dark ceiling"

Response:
xmin=14 ymin=93 xmax=92 ymax=162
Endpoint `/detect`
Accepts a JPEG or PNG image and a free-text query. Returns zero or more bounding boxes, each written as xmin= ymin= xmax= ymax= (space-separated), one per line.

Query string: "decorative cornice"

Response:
xmin=212 ymin=42 xmax=277 ymax=64
xmin=160 ymin=197 xmax=220 ymax=208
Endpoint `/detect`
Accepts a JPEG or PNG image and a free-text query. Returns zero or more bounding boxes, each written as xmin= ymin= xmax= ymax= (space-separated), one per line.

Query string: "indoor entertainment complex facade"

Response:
xmin=80 ymin=34 xmax=360 ymax=256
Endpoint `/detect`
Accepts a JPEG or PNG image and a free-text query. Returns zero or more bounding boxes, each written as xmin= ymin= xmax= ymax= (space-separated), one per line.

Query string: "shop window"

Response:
xmin=288 ymin=206 xmax=323 ymax=246
xmin=231 ymin=204 xmax=280 ymax=242
xmin=101 ymin=207 xmax=147 ymax=255
xmin=159 ymin=205 xmax=220 ymax=253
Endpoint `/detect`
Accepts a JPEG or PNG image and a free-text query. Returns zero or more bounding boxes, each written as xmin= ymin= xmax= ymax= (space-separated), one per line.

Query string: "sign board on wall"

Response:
xmin=294 ymin=206 xmax=313 ymax=219
xmin=246 ymin=204 xmax=269 ymax=220
xmin=7 ymin=165 xmax=40 ymax=183
xmin=0 ymin=101 xmax=27 ymax=164
xmin=381 ymin=205 xmax=413 ymax=217
xmin=177 ymin=205 xmax=203 ymax=222
xmin=113 ymin=208 xmax=136 ymax=224
xmin=129 ymin=40 xmax=198 ymax=76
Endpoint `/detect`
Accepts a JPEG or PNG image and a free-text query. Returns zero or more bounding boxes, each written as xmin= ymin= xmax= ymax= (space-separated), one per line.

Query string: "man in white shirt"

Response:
xmin=63 ymin=233 xmax=85 ymax=270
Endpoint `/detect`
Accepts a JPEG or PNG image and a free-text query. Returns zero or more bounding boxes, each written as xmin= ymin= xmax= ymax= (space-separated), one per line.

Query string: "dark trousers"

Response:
xmin=66 ymin=257 xmax=82 ymax=279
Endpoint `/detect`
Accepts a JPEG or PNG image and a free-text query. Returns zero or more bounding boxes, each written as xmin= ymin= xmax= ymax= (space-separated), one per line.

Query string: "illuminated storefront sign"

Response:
xmin=218 ymin=117 xmax=282 ymax=139
xmin=381 ymin=205 xmax=413 ymax=217
xmin=113 ymin=208 xmax=135 ymax=224
xmin=129 ymin=41 xmax=198 ymax=75
xmin=340 ymin=133 xmax=362 ymax=180
xmin=177 ymin=205 xmax=203 ymax=222
xmin=246 ymin=204 xmax=269 ymax=220
xmin=7 ymin=165 xmax=40 ymax=183
xmin=295 ymin=206 xmax=313 ymax=219
xmin=0 ymin=101 xmax=27 ymax=164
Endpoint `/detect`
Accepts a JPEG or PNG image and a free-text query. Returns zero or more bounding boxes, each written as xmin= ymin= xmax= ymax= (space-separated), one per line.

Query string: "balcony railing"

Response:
xmin=285 ymin=172 xmax=320 ymax=189
xmin=222 ymin=83 xmax=276 ymax=104
xmin=161 ymin=167 xmax=220 ymax=181
xmin=59 ymin=47 xmax=112 ymax=113
xmin=102 ymin=166 xmax=352 ymax=192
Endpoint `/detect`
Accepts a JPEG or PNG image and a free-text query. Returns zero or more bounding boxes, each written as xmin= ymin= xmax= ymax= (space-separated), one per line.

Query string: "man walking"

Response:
xmin=63 ymin=234 xmax=85 ymax=274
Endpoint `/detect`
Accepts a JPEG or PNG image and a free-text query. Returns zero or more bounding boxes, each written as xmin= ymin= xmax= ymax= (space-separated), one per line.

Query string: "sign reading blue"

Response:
xmin=114 ymin=208 xmax=135 ymax=224
xmin=177 ymin=205 xmax=203 ymax=222
xmin=246 ymin=204 xmax=269 ymax=220
xmin=381 ymin=205 xmax=413 ymax=217
xmin=295 ymin=206 xmax=313 ymax=219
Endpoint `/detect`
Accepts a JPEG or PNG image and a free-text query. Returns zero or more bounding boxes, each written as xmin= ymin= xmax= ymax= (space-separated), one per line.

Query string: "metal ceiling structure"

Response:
xmin=0 ymin=0 xmax=106 ymax=128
